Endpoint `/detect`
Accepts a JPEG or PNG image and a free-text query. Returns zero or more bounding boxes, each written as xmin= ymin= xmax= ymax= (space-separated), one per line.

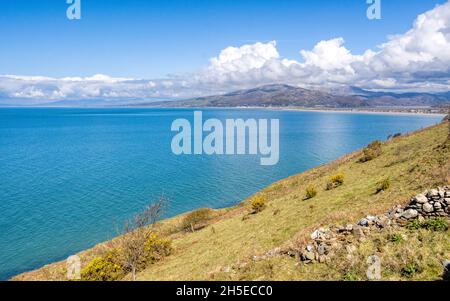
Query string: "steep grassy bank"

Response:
xmin=13 ymin=121 xmax=450 ymax=281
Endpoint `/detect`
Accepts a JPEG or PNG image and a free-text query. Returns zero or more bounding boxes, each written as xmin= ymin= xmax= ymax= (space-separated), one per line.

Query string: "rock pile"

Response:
xmin=401 ymin=187 xmax=449 ymax=219
xmin=293 ymin=186 xmax=450 ymax=264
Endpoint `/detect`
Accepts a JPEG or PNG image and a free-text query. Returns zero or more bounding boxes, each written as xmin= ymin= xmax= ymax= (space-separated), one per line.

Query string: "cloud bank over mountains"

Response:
xmin=1 ymin=1 xmax=450 ymax=105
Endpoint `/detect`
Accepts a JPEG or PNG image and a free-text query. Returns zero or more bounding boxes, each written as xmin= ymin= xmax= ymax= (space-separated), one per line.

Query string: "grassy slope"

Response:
xmin=136 ymin=121 xmax=449 ymax=280
xmin=13 ymin=121 xmax=449 ymax=281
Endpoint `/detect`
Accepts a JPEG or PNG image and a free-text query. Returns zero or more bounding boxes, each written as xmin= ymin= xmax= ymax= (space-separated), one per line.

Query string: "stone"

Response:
xmin=317 ymin=244 xmax=327 ymax=255
xmin=345 ymin=224 xmax=354 ymax=232
xmin=358 ymin=218 xmax=369 ymax=227
xmin=311 ymin=230 xmax=320 ymax=240
xmin=434 ymin=202 xmax=442 ymax=210
xmin=418 ymin=215 xmax=425 ymax=223
xmin=444 ymin=198 xmax=450 ymax=205
xmin=423 ymin=203 xmax=434 ymax=213
xmin=352 ymin=226 xmax=365 ymax=238
xmin=414 ymin=194 xmax=429 ymax=204
xmin=318 ymin=255 xmax=327 ymax=263
xmin=402 ymin=209 xmax=418 ymax=219
xmin=302 ymin=251 xmax=315 ymax=261
xmin=428 ymin=189 xmax=439 ymax=197
xmin=306 ymin=245 xmax=314 ymax=252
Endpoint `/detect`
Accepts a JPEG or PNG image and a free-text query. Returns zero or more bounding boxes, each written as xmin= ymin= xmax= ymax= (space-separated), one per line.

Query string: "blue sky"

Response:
xmin=0 ymin=0 xmax=446 ymax=78
xmin=1 ymin=0 xmax=450 ymax=103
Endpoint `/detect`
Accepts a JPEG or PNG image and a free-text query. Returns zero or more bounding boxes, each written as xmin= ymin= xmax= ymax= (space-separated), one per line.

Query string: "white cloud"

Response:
xmin=1 ymin=1 xmax=450 ymax=104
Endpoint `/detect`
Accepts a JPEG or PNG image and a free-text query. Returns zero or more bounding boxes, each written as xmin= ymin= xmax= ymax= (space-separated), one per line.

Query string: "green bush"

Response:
xmin=305 ymin=185 xmax=318 ymax=199
xmin=422 ymin=217 xmax=448 ymax=232
xmin=251 ymin=195 xmax=267 ymax=213
xmin=360 ymin=140 xmax=383 ymax=162
xmin=181 ymin=208 xmax=212 ymax=232
xmin=81 ymin=250 xmax=125 ymax=281
xmin=376 ymin=178 xmax=391 ymax=193
xmin=326 ymin=173 xmax=345 ymax=190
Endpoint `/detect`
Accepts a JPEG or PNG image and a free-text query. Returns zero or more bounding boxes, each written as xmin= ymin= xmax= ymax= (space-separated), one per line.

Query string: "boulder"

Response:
xmin=428 ymin=189 xmax=439 ymax=197
xmin=414 ymin=194 xmax=429 ymax=204
xmin=423 ymin=203 xmax=434 ymax=213
xmin=358 ymin=218 xmax=369 ymax=227
xmin=402 ymin=209 xmax=418 ymax=219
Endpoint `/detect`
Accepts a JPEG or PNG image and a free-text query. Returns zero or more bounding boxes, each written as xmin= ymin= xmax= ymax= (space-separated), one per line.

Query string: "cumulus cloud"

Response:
xmin=1 ymin=0 xmax=450 ymax=104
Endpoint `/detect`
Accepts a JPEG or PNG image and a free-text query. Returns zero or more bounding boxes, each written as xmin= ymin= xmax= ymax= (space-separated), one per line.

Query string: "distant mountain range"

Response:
xmin=131 ymin=84 xmax=450 ymax=108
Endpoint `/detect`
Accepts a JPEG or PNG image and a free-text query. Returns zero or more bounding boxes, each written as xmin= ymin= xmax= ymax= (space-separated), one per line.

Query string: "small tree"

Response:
xmin=181 ymin=208 xmax=212 ymax=232
xmin=360 ymin=140 xmax=383 ymax=162
xmin=118 ymin=195 xmax=168 ymax=281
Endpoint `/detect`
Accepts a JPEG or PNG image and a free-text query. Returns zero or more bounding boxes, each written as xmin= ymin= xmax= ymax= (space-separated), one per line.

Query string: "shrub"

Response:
xmin=305 ymin=185 xmax=317 ymax=199
xmin=81 ymin=250 xmax=125 ymax=281
xmin=326 ymin=173 xmax=345 ymax=190
xmin=251 ymin=195 xmax=267 ymax=213
xmin=422 ymin=218 xmax=448 ymax=232
xmin=376 ymin=178 xmax=391 ymax=193
xmin=181 ymin=208 xmax=212 ymax=232
xmin=144 ymin=232 xmax=172 ymax=263
xmin=360 ymin=140 xmax=383 ymax=162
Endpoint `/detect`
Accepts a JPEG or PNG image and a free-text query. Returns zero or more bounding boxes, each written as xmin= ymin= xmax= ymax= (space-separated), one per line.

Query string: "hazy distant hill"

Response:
xmin=133 ymin=84 xmax=450 ymax=108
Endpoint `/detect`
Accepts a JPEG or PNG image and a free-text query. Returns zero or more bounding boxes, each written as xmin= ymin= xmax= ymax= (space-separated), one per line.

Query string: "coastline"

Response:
xmin=1 ymin=106 xmax=447 ymax=117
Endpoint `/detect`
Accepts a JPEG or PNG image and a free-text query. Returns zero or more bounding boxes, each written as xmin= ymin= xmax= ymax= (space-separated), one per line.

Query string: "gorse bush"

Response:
xmin=326 ymin=173 xmax=345 ymax=190
xmin=376 ymin=178 xmax=391 ymax=193
xmin=251 ymin=195 xmax=267 ymax=213
xmin=181 ymin=208 xmax=213 ymax=232
xmin=360 ymin=140 xmax=383 ymax=162
xmin=144 ymin=232 xmax=172 ymax=262
xmin=81 ymin=250 xmax=125 ymax=281
xmin=305 ymin=185 xmax=317 ymax=199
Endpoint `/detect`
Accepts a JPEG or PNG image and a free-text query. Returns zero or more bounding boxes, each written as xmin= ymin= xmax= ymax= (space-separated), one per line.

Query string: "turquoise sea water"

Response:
xmin=0 ymin=108 xmax=443 ymax=280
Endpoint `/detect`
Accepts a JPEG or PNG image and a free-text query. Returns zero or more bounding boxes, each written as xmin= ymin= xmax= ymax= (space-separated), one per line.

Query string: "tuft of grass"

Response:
xmin=376 ymin=178 xmax=391 ymax=193
xmin=423 ymin=218 xmax=448 ymax=232
xmin=406 ymin=217 xmax=448 ymax=232
xmin=389 ymin=233 xmax=403 ymax=243
xmin=342 ymin=272 xmax=360 ymax=281
xmin=401 ymin=262 xmax=423 ymax=278
xmin=406 ymin=219 xmax=422 ymax=230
